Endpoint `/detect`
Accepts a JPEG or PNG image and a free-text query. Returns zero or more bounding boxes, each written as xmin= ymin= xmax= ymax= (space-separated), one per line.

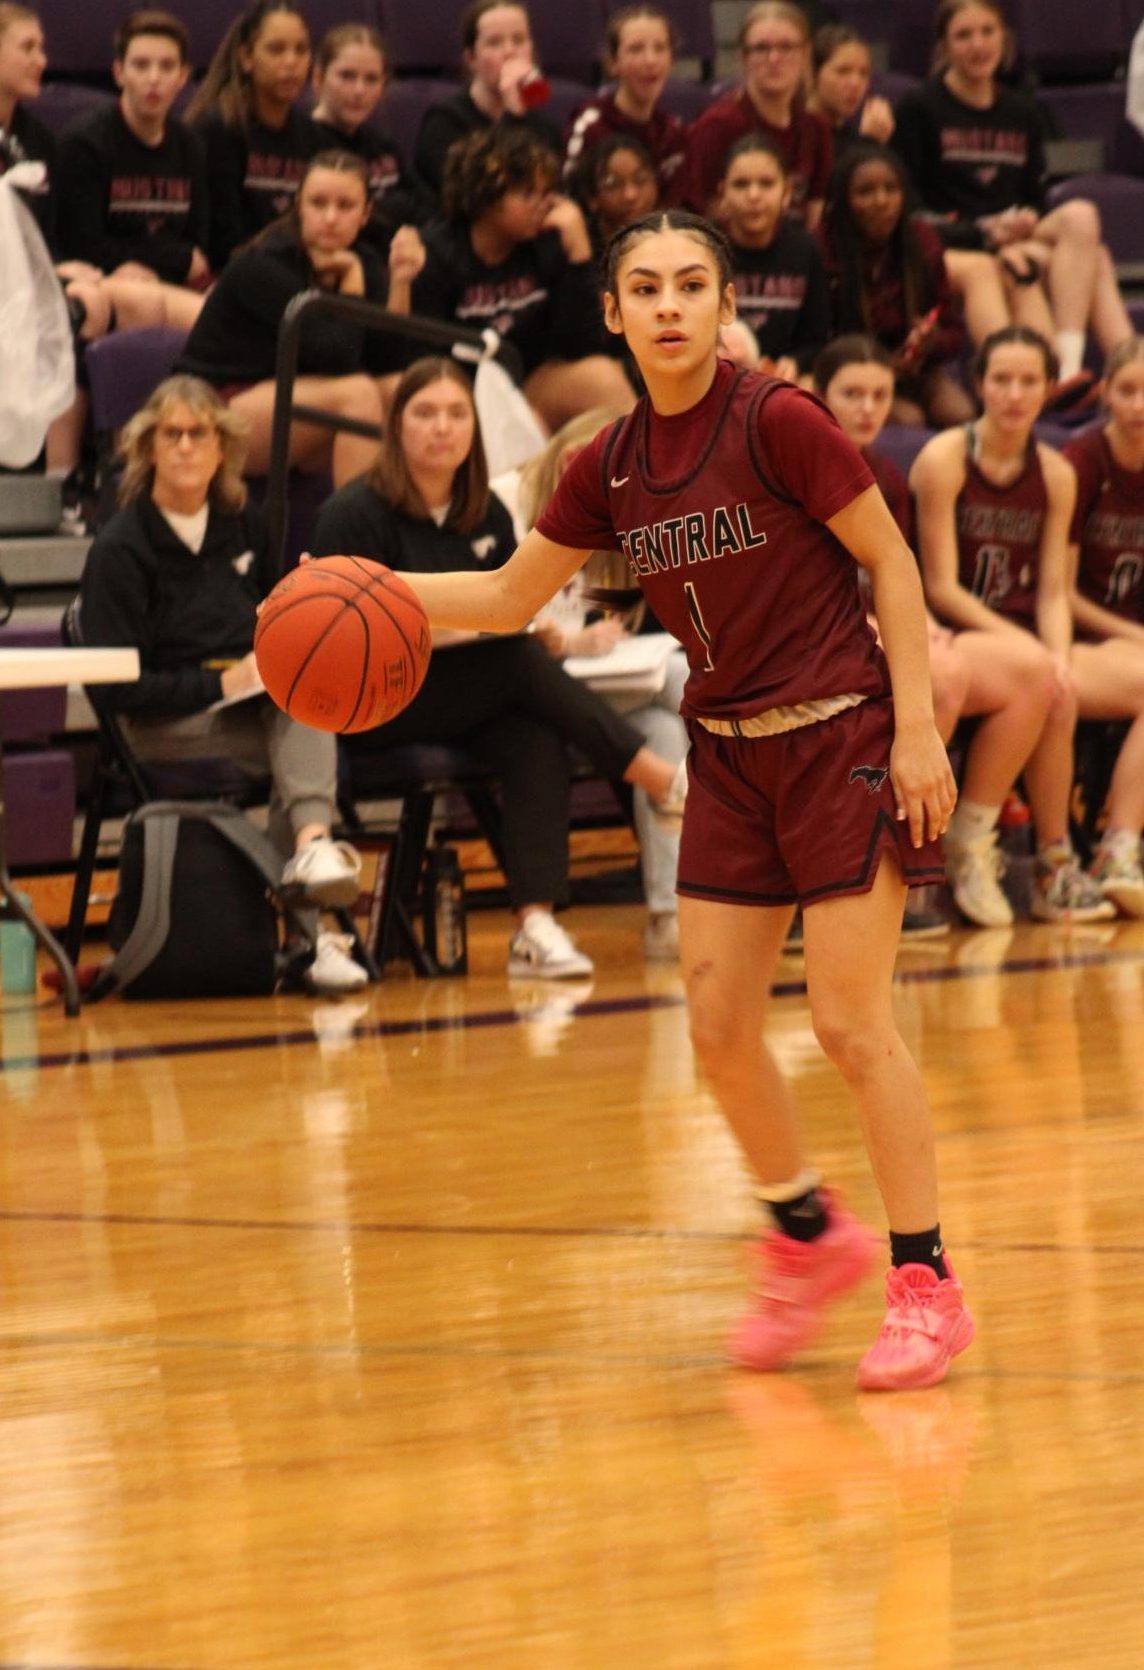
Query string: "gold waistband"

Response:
xmin=696 ymin=691 xmax=867 ymax=739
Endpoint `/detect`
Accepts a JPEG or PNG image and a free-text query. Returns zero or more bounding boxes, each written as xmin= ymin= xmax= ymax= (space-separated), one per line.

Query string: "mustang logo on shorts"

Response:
xmin=849 ymin=764 xmax=889 ymax=793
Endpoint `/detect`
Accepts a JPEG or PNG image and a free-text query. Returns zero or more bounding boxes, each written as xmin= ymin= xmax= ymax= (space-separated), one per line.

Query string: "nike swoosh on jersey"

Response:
xmin=610 ymin=474 xmax=630 ymax=488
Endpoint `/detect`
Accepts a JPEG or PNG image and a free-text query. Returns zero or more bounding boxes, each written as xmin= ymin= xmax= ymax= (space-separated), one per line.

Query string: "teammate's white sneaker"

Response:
xmin=282 ymin=836 xmax=362 ymax=908
xmin=507 ymin=913 xmax=594 ymax=979
xmin=304 ymin=931 xmax=369 ymax=994
xmin=943 ymin=831 xmax=1014 ymax=928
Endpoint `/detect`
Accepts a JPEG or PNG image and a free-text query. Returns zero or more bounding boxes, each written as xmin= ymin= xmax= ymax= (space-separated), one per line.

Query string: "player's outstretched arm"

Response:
xmin=400 ymin=530 xmax=592 ymax=636
xmin=828 ymin=484 xmax=957 ymax=847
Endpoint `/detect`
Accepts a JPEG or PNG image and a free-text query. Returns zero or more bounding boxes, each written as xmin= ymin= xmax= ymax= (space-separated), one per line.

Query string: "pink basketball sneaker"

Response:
xmin=729 ymin=1193 xmax=881 ymax=1372
xmin=857 ymin=1261 xmax=975 ymax=1391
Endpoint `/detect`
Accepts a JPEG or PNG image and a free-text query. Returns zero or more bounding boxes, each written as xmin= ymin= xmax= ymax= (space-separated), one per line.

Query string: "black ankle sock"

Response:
xmin=769 ymin=1187 xmax=828 ymax=1243
xmin=890 ymin=1226 xmax=948 ymax=1278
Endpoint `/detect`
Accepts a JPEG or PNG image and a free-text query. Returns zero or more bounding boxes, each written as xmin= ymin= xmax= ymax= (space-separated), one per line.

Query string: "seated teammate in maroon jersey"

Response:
xmin=911 ymin=327 xmax=1113 ymax=924
xmin=390 ymin=208 xmax=976 ymax=1392
xmin=1064 ymin=338 xmax=1144 ymax=917
xmin=815 ymin=334 xmax=1054 ymax=930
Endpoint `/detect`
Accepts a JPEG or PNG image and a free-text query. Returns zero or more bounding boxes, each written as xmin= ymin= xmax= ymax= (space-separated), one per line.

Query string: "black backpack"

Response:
xmin=91 ymin=801 xmax=303 ymax=1001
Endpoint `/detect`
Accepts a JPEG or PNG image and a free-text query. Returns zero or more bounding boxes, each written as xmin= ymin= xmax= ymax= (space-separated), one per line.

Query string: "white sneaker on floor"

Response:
xmin=507 ymin=913 xmax=594 ymax=980
xmin=282 ymin=836 xmax=362 ymax=908
xmin=653 ymin=756 xmax=688 ymax=824
xmin=304 ymin=931 xmax=369 ymax=994
xmin=1030 ymin=853 xmax=1117 ymax=923
xmin=944 ymin=831 xmax=1014 ymax=928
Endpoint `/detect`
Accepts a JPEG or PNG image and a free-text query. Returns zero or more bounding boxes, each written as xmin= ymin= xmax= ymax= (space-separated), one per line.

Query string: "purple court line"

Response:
xmin=3 ymin=942 xmax=1144 ymax=1077
xmin=1 ymin=1205 xmax=1143 ymax=1260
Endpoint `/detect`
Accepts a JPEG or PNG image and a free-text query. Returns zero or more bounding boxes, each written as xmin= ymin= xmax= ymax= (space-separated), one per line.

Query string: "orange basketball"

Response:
xmin=254 ymin=556 xmax=431 ymax=734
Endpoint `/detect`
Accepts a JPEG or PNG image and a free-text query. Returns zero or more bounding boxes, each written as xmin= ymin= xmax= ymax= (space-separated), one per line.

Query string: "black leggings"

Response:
xmin=346 ymin=635 xmax=646 ymax=909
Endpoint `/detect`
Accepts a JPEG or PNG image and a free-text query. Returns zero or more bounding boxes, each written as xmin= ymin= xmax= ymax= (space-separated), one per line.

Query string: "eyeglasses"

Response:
xmin=155 ymin=423 xmax=216 ymax=447
xmin=744 ymin=39 xmax=802 ymax=58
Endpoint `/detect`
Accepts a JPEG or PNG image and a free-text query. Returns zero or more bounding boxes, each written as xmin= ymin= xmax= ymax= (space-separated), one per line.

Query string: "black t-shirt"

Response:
xmin=311 ymin=476 xmax=516 ymax=576
xmin=0 ymin=103 xmax=57 ymax=248
xmin=413 ymin=90 xmax=561 ymax=198
xmin=192 ymin=107 xmax=319 ymax=269
xmin=57 ymin=104 xmax=209 ymax=282
xmin=310 ymin=116 xmax=433 ymax=257
xmin=412 ymin=219 xmax=601 ymax=376
xmin=729 ymin=223 xmax=831 ymax=372
xmin=892 ymin=77 xmax=1046 ymax=249
xmin=79 ymin=496 xmax=273 ymax=715
xmin=177 ymin=229 xmax=406 ymax=385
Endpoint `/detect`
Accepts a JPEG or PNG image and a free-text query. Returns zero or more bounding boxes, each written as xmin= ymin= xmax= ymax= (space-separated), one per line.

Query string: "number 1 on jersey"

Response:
xmin=684 ymin=581 xmax=715 ymax=671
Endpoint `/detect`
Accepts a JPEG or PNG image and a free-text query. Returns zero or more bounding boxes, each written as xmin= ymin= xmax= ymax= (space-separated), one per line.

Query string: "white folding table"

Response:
xmin=0 ymin=647 xmax=140 ymax=1015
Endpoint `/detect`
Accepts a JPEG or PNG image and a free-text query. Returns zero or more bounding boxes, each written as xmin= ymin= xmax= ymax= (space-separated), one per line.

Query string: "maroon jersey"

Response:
xmin=955 ymin=429 xmax=1046 ymax=629
xmin=679 ymin=92 xmax=833 ymax=219
xmin=564 ymin=90 xmax=688 ymax=201
xmin=536 ymin=361 xmax=886 ymax=721
xmin=1064 ymin=426 xmax=1144 ymax=624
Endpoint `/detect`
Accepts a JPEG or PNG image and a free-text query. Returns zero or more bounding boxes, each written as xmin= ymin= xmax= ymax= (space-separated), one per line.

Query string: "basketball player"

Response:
xmin=911 ymin=327 xmax=1114 ymax=922
xmin=392 ymin=208 xmax=974 ymax=1390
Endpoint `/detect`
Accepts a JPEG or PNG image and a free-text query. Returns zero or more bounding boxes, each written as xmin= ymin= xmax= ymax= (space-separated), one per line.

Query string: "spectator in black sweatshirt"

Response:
xmin=178 ymin=149 xmax=424 ymax=485
xmin=717 ymin=133 xmax=830 ymax=383
xmin=309 ymin=22 xmax=432 ymax=260
xmin=186 ymin=0 xmax=318 ymax=272
xmin=56 ymin=9 xmax=207 ymax=330
xmin=892 ymin=0 xmax=1133 ymax=386
xmin=413 ymin=0 xmax=560 ymax=199
xmin=79 ymin=373 xmax=368 ymax=995
xmin=413 ymin=127 xmax=635 ymax=431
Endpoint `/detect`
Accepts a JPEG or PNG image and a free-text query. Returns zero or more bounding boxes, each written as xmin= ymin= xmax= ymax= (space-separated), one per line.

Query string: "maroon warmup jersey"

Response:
xmin=1064 ymin=426 xmax=1144 ymax=624
xmin=536 ymin=360 xmax=887 ymax=721
xmin=955 ymin=429 xmax=1046 ymax=629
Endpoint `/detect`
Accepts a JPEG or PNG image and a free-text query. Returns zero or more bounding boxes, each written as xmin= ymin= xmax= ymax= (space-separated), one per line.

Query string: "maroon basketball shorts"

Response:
xmin=677 ymin=696 xmax=946 ymax=908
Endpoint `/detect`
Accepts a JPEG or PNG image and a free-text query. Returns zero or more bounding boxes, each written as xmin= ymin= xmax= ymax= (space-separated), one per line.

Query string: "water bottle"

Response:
xmin=423 ymin=841 xmax=468 ymax=976
xmin=0 ymin=893 xmax=37 ymax=996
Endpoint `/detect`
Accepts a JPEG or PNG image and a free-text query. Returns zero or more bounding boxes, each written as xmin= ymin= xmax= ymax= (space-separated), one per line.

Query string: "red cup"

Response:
xmin=518 ymin=68 xmax=550 ymax=109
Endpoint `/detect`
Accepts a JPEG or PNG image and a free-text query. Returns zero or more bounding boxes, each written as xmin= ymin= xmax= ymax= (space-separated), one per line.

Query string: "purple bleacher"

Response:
xmin=3 ymin=753 xmax=76 ymax=867
xmin=0 ymin=626 xmax=67 ymax=743
xmin=0 ymin=625 xmax=74 ymax=871
xmin=34 ymin=82 xmax=115 ymax=134
xmin=1010 ymin=0 xmax=1125 ymax=78
xmin=1039 ymin=84 xmax=1124 ymax=175
xmin=84 ymin=328 xmax=189 ymax=436
xmin=1046 ymin=173 xmax=1144 ymax=268
xmin=544 ymin=77 xmax=597 ymax=139
xmin=36 ymin=2 xmax=123 ymax=76
xmin=870 ymin=70 xmax=921 ymax=108
xmin=1128 ymin=297 xmax=1144 ymax=335
xmin=657 ymin=78 xmax=714 ymax=124
xmin=380 ymin=78 xmax=459 ymax=170
xmin=889 ymin=0 xmax=935 ymax=78
xmin=379 ymin=0 xmax=603 ymax=79
xmin=616 ymin=0 xmax=714 ymax=63
xmin=822 ymin=2 xmax=892 ymax=52
xmin=874 ymin=424 xmax=933 ymax=482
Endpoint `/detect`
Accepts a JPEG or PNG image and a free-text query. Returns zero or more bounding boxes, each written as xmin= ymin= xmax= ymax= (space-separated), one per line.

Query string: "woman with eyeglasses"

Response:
xmin=680 ymin=1 xmax=832 ymax=231
xmin=79 ymin=374 xmax=367 ymax=994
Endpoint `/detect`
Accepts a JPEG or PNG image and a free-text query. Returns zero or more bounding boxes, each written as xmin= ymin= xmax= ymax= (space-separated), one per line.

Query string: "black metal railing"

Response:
xmin=265 ymin=292 xmax=521 ymax=575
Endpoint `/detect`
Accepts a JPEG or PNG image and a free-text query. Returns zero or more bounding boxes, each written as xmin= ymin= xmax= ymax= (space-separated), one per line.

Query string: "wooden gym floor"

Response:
xmin=2 ymin=908 xmax=1144 ymax=1668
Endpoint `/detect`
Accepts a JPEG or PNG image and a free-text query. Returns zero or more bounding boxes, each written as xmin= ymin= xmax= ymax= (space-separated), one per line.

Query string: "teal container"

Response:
xmin=0 ymin=895 xmax=37 ymax=996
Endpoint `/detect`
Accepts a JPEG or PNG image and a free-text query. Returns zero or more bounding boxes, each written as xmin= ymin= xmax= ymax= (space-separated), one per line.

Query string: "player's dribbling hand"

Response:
xmin=890 ymin=723 xmax=958 ymax=848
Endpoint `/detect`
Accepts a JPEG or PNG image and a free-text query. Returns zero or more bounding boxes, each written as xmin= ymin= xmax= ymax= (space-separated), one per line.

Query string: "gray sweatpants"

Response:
xmin=122 ymin=694 xmax=337 ymax=862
